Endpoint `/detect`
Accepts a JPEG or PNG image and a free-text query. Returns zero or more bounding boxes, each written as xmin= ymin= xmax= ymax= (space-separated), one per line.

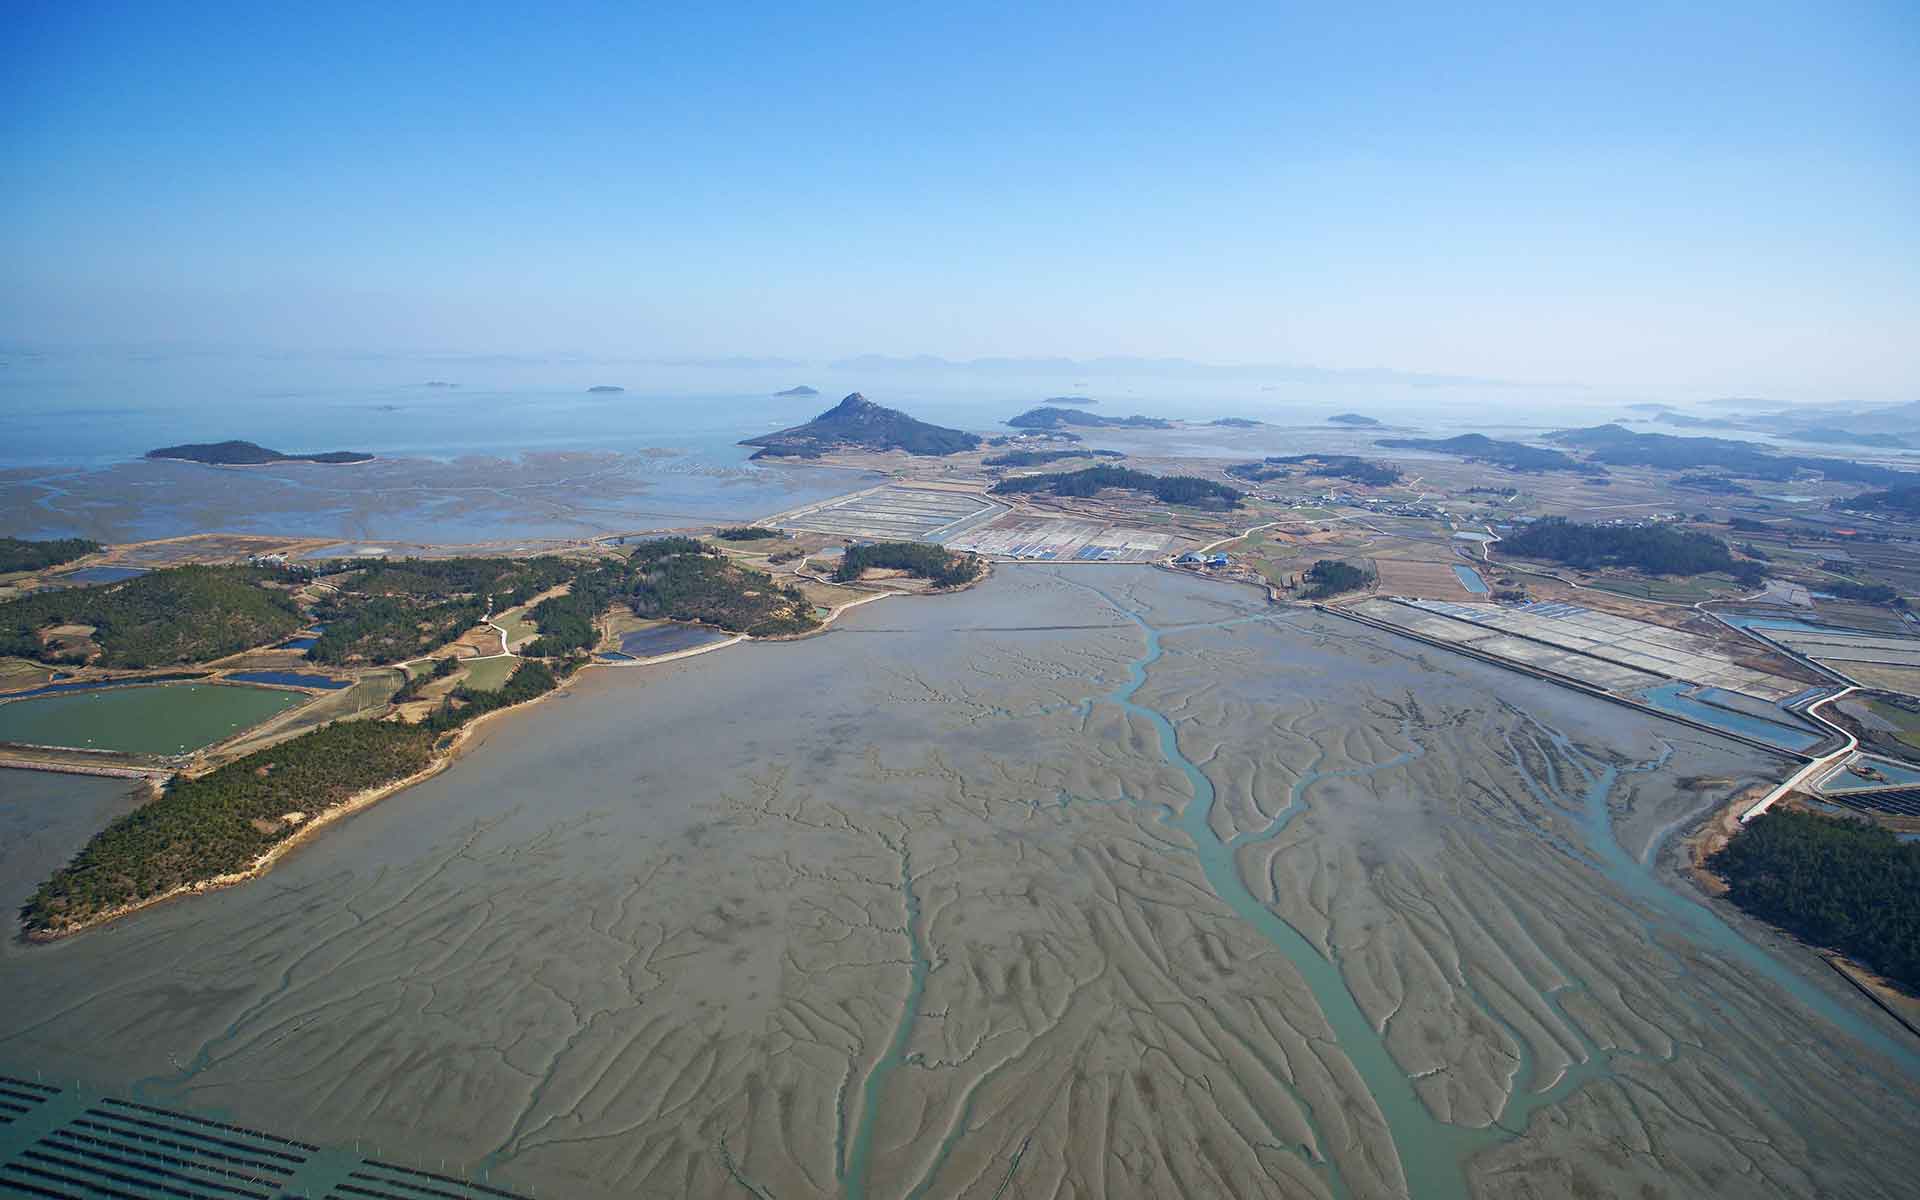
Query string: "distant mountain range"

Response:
xmin=1327 ymin=412 xmax=1380 ymax=426
xmin=146 ymin=440 xmax=374 ymax=466
xmin=1007 ymin=407 xmax=1173 ymax=430
xmin=741 ymin=393 xmax=979 ymax=457
xmin=1043 ymin=395 xmax=1097 ymax=405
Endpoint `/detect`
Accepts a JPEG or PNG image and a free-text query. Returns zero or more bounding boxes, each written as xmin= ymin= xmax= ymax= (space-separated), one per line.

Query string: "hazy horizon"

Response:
xmin=6 ymin=4 xmax=1917 ymax=403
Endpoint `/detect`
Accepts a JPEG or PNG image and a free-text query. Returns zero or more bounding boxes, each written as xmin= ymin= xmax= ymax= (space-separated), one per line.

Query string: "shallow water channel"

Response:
xmin=1 ymin=567 xmax=1914 ymax=1199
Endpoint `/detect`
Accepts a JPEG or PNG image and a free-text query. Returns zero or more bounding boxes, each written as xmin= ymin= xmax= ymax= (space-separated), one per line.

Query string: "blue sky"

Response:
xmin=4 ymin=2 xmax=1916 ymax=398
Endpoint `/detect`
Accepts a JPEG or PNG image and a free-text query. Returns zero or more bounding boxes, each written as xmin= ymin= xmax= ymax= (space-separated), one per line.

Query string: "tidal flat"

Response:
xmin=1 ymin=566 xmax=1916 ymax=1199
xmin=0 ymin=450 xmax=877 ymax=544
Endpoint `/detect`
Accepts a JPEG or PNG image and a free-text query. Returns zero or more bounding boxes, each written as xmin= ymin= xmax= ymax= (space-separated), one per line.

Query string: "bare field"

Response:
xmin=1372 ymin=557 xmax=1479 ymax=600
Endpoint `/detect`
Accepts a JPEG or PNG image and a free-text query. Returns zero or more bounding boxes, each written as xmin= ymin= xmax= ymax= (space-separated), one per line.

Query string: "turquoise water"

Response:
xmin=1452 ymin=563 xmax=1489 ymax=593
xmin=1029 ymin=582 xmax=1920 ymax=1198
xmin=1637 ymin=682 xmax=1823 ymax=752
xmin=1716 ymin=613 xmax=1866 ymax=635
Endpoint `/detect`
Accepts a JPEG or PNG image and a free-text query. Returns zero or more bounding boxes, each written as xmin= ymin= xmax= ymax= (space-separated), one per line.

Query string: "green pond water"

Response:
xmin=0 ymin=683 xmax=308 ymax=755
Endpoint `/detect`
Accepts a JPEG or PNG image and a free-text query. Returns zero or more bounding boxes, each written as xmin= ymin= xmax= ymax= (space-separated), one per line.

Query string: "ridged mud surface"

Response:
xmin=3 ymin=566 xmax=1916 ymax=1198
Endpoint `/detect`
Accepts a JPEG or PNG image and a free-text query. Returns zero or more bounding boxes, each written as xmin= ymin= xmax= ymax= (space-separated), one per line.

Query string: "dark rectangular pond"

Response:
xmin=10 ymin=672 xmax=207 ymax=699
xmin=225 ymin=671 xmax=352 ymax=690
xmin=54 ymin=566 xmax=149 ymax=585
xmin=618 ymin=624 xmax=730 ymax=658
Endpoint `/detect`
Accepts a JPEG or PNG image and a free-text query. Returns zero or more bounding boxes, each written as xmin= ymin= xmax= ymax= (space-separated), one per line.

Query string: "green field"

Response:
xmin=497 ymin=611 xmax=538 ymax=646
xmin=463 ymin=655 xmax=518 ymax=690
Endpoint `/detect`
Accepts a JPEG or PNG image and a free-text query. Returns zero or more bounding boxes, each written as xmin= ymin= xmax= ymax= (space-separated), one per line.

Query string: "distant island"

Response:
xmin=422 ymin=380 xmax=458 ymax=389
xmin=1375 ymin=433 xmax=1589 ymax=474
xmin=741 ymin=392 xmax=980 ymax=457
xmin=1548 ymin=424 xmax=1914 ymax=484
xmin=587 ymin=385 xmax=625 ymax=394
xmin=146 ymin=440 xmax=375 ymax=466
xmin=774 ymin=385 xmax=820 ymax=397
xmin=1211 ymin=417 xmax=1263 ymax=428
xmin=1790 ymin=428 xmax=1910 ymax=449
xmin=1043 ymin=395 xmax=1097 ymax=405
xmin=1327 ymin=412 xmax=1381 ymax=426
xmin=1653 ymin=412 xmax=1744 ymax=430
xmin=1007 ymin=406 xmax=1173 ymax=430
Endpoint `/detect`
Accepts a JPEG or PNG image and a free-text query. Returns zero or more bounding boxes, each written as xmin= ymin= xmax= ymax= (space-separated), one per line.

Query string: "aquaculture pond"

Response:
xmin=0 ymin=682 xmax=308 ymax=754
xmin=1451 ymin=563 xmax=1489 ymax=593
xmin=1637 ymin=681 xmax=1824 ymax=752
xmin=54 ymin=566 xmax=150 ymax=585
xmin=224 ymin=671 xmax=351 ymax=690
xmin=617 ymin=623 xmax=730 ymax=658
xmin=8 ymin=672 xmax=208 ymax=700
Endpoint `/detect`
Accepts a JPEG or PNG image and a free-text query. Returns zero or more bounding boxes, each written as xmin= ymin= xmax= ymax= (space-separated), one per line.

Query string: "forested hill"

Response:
xmin=992 ymin=464 xmax=1242 ymax=509
xmin=0 ymin=537 xmax=102 ymax=574
xmin=1497 ymin=518 xmax=1752 ymax=578
xmin=0 ymin=565 xmax=303 ymax=667
xmin=834 ymin=542 xmax=982 ymax=587
xmin=146 ymin=440 xmax=374 ymax=465
xmin=1839 ymin=486 xmax=1920 ymax=517
xmin=1374 ymin=434 xmax=1588 ymax=473
xmin=741 ymin=393 xmax=979 ymax=457
xmin=1709 ymin=809 xmax=1920 ymax=993
xmin=1229 ymin=455 xmax=1402 ymax=486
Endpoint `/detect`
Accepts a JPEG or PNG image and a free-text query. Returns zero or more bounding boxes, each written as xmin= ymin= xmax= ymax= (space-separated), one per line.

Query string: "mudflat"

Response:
xmin=1 ymin=567 xmax=1914 ymax=1199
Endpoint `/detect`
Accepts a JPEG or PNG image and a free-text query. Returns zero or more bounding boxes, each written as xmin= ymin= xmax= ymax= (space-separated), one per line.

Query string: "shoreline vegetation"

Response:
xmin=15 ymin=536 xmax=989 ymax=941
xmin=21 ymin=659 xmax=571 ymax=939
xmin=19 ymin=663 xmax=573 ymax=942
xmin=1 ymin=536 xmax=103 ymax=574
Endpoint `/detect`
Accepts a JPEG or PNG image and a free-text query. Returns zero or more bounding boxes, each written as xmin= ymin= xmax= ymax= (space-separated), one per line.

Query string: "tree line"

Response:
xmin=1499 ymin=518 xmax=1760 ymax=581
xmin=1708 ymin=808 xmax=1920 ymax=993
xmin=834 ymin=542 xmax=982 ymax=587
xmin=1303 ymin=559 xmax=1371 ymax=598
xmin=0 ymin=537 xmax=102 ymax=574
xmin=22 ymin=657 xmax=574 ymax=937
xmin=990 ymin=465 xmax=1243 ymax=510
xmin=0 ymin=564 xmax=302 ymax=667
